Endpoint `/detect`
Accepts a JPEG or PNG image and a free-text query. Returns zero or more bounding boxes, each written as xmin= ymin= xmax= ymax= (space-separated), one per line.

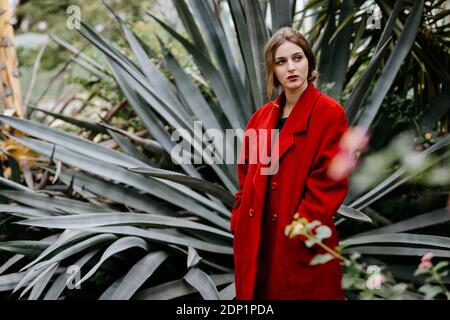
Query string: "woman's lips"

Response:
xmin=287 ymin=75 xmax=299 ymax=81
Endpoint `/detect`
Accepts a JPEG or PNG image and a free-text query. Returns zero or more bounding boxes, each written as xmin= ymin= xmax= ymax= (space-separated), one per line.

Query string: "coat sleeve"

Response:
xmin=230 ymin=154 xmax=248 ymax=235
xmin=230 ymin=110 xmax=260 ymax=234
xmin=295 ymin=105 xmax=349 ymax=234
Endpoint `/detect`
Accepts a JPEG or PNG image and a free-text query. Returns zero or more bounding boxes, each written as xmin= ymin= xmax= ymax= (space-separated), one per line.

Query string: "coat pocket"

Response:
xmin=287 ymin=236 xmax=320 ymax=267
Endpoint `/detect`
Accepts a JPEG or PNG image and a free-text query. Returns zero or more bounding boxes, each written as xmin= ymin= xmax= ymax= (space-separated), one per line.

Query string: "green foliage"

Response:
xmin=380 ymin=94 xmax=415 ymax=128
xmin=0 ymin=0 xmax=448 ymax=300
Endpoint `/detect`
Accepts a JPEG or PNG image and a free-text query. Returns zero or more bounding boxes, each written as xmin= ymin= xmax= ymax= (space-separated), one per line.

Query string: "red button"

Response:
xmin=272 ymin=214 xmax=278 ymax=221
xmin=270 ymin=182 xmax=278 ymax=190
xmin=249 ymin=208 xmax=255 ymax=217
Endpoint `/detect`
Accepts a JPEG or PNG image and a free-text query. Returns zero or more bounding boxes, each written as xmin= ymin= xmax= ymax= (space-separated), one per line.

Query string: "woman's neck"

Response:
xmin=285 ymin=81 xmax=308 ymax=108
xmin=283 ymin=81 xmax=308 ymax=116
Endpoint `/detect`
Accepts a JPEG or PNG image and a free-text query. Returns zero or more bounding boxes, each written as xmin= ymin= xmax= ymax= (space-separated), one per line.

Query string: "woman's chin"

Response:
xmin=283 ymin=81 xmax=306 ymax=92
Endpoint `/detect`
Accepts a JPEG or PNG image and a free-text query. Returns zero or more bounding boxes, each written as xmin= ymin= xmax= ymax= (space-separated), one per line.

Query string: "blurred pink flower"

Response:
xmin=327 ymin=126 xmax=370 ymax=181
xmin=418 ymin=260 xmax=433 ymax=270
xmin=421 ymin=252 xmax=433 ymax=262
xmin=339 ymin=127 xmax=370 ymax=152
xmin=418 ymin=252 xmax=434 ymax=270
xmin=367 ymin=274 xmax=385 ymax=289
xmin=327 ymin=151 xmax=354 ymax=181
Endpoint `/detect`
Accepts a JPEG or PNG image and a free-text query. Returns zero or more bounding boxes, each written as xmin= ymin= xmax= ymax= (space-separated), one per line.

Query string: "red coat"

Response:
xmin=230 ymin=82 xmax=349 ymax=300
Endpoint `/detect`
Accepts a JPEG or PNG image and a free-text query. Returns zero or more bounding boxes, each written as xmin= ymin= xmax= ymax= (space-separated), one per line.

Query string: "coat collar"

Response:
xmin=269 ymin=81 xmax=322 ymax=134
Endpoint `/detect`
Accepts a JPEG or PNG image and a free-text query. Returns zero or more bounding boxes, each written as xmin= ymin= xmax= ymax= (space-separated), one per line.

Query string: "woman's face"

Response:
xmin=274 ymin=41 xmax=309 ymax=93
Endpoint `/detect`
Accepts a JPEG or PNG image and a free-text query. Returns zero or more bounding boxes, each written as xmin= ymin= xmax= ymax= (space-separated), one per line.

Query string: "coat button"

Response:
xmin=272 ymin=213 xmax=278 ymax=221
xmin=270 ymin=182 xmax=278 ymax=190
xmin=249 ymin=208 xmax=255 ymax=217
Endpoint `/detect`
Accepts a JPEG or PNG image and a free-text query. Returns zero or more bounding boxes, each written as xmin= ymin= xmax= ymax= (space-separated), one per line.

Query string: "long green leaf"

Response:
xmin=146 ymin=11 xmax=245 ymax=130
xmin=35 ymin=234 xmax=118 ymax=271
xmin=132 ymin=273 xmax=234 ymax=300
xmin=348 ymin=134 xmax=450 ymax=210
xmin=342 ymin=233 xmax=450 ymax=249
xmin=343 ymin=246 xmax=450 ymax=258
xmin=270 ymin=0 xmax=293 ymax=31
xmin=0 ymin=176 xmax=35 ymax=193
xmin=21 ymin=230 xmax=91 ymax=272
xmin=120 ymin=20 xmax=194 ymax=122
xmin=0 ymin=241 xmax=51 ymax=256
xmin=0 ymin=254 xmax=24 ymax=276
xmin=184 ymin=267 xmax=220 ymax=300
xmin=44 ymin=249 xmax=99 ymax=300
xmin=80 ymin=15 xmax=238 ymax=191
xmin=337 ymin=205 xmax=372 ymax=223
xmin=17 ymin=213 xmax=233 ymax=239
xmin=8 ymin=136 xmax=230 ymax=229
xmin=76 ymin=237 xmax=149 ymax=287
xmin=101 ymin=57 xmax=200 ymax=171
xmin=413 ymin=86 xmax=450 ymax=133
xmin=170 ymin=245 xmax=233 ymax=273
xmin=0 ymin=115 xmax=145 ymax=169
xmin=349 ymin=208 xmax=450 ymax=239
xmin=171 ymin=0 xmax=209 ymax=57
xmin=99 ymin=54 xmax=203 ymax=182
xmin=187 ymin=0 xmax=252 ymax=121
xmin=158 ymin=40 xmax=223 ymax=135
xmin=228 ymin=0 xmax=261 ymax=109
xmin=0 ymin=272 xmax=29 ymax=292
xmin=98 ymin=276 xmax=124 ymax=300
xmin=111 ymin=250 xmax=169 ymax=300
xmin=50 ymin=34 xmax=107 ymax=73
xmin=107 ymin=129 xmax=155 ymax=165
xmin=67 ymin=54 xmax=111 ymax=81
xmin=128 ymin=167 xmax=234 ymax=206
xmin=357 ymin=0 xmax=425 ymax=128
xmin=158 ymin=38 xmax=239 ymax=189
xmin=104 ymin=56 xmax=238 ymax=194
xmin=319 ymin=0 xmax=353 ymax=98
xmin=77 ymin=22 xmax=197 ymax=134
xmin=80 ymin=226 xmax=233 ymax=255
xmin=13 ymin=261 xmax=50 ymax=294
xmin=0 ymin=204 xmax=57 ymax=219
xmin=79 ymin=24 xmax=229 ymax=192
xmin=23 ymin=263 xmax=59 ymax=300
xmin=28 ymin=105 xmax=108 ymax=134
xmin=218 ymin=281 xmax=235 ymax=300
xmin=345 ymin=37 xmax=392 ymax=124
xmin=242 ymin=0 xmax=268 ymax=102
xmin=55 ymin=169 xmax=174 ymax=217
xmin=371 ymin=0 xmax=404 ymax=61
xmin=0 ymin=190 xmax=113 ymax=214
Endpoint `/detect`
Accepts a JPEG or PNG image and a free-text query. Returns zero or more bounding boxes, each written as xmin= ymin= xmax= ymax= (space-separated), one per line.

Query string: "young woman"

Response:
xmin=230 ymin=27 xmax=349 ymax=300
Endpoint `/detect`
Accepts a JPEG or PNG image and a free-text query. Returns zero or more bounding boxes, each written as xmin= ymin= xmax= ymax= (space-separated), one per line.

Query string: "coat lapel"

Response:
xmin=274 ymin=82 xmax=322 ymax=160
xmin=252 ymin=82 xmax=322 ymax=203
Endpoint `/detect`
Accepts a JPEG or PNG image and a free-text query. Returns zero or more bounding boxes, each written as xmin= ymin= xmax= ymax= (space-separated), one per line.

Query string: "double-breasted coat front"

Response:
xmin=230 ymin=82 xmax=349 ymax=300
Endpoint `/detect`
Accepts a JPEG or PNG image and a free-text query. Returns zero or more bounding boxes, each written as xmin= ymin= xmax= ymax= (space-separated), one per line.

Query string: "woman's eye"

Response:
xmin=294 ymin=56 xmax=302 ymax=61
xmin=276 ymin=60 xmax=284 ymax=65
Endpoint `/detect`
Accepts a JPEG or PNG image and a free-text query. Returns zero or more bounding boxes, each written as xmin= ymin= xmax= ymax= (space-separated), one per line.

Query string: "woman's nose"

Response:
xmin=287 ymin=59 xmax=295 ymax=71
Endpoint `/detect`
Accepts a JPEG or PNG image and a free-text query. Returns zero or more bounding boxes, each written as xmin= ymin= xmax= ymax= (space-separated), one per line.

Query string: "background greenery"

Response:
xmin=0 ymin=0 xmax=448 ymax=300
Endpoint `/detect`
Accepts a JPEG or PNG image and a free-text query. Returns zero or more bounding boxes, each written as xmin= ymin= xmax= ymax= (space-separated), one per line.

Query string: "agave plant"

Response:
xmin=0 ymin=0 xmax=449 ymax=300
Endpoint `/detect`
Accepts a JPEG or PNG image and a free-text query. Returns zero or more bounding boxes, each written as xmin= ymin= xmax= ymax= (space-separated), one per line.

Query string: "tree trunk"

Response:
xmin=0 ymin=0 xmax=24 ymax=117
